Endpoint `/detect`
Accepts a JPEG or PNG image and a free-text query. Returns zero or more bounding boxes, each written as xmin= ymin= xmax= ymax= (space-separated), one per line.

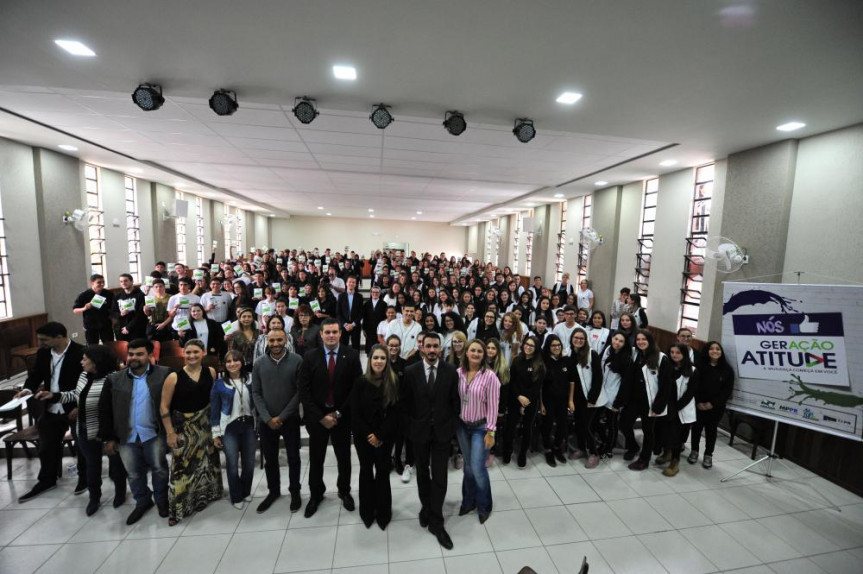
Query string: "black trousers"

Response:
xmin=393 ymin=432 xmax=414 ymax=466
xmin=259 ymin=418 xmax=302 ymax=495
xmin=413 ymin=434 xmax=450 ymax=532
xmin=690 ymin=406 xmax=724 ymax=456
xmin=37 ymin=411 xmax=85 ymax=485
xmin=77 ymin=425 xmax=126 ymax=499
xmin=307 ymin=419 xmax=352 ymax=499
xmin=363 ymin=330 xmax=378 ymax=355
xmin=340 ymin=327 xmax=361 ymax=350
xmin=541 ymin=399 xmax=569 ymax=453
xmin=85 ymin=325 xmax=114 ymax=345
xmin=572 ymin=404 xmax=598 ymax=456
xmin=355 ymin=438 xmax=392 ymax=524
xmin=503 ymin=400 xmax=537 ymax=457
xmin=591 ymin=407 xmax=620 ymax=455
xmin=619 ymin=404 xmax=659 ymax=464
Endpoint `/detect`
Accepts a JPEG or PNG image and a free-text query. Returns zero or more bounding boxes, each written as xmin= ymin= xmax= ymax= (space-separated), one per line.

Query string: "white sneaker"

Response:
xmin=233 ymin=501 xmax=244 ymax=510
xmin=401 ymin=465 xmax=412 ymax=483
xmin=244 ymin=495 xmax=253 ymax=502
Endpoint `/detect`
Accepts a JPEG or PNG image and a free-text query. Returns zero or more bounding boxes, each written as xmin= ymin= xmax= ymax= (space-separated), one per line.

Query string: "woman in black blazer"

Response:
xmin=503 ymin=335 xmax=545 ymax=467
xmin=567 ymin=328 xmax=604 ymax=468
xmin=351 ymin=344 xmax=401 ymax=530
xmin=177 ymin=304 xmax=226 ymax=358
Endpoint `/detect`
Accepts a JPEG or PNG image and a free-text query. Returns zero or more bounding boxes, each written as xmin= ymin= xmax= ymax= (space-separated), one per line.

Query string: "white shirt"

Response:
xmin=577 ymin=288 xmax=594 ymax=310
xmin=200 ymin=291 xmax=234 ymax=323
xmin=328 ymin=276 xmax=346 ymax=299
xmin=386 ymin=320 xmax=422 ymax=358
xmin=48 ymin=341 xmax=71 ymax=415
xmin=424 ymin=360 xmax=440 ymax=383
xmin=552 ymin=322 xmax=579 ymax=356
xmin=168 ymin=292 xmax=201 ymax=330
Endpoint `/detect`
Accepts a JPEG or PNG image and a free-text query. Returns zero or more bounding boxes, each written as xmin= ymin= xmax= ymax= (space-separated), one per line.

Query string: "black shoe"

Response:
xmin=126 ymin=500 xmax=154 ymax=525
xmin=517 ymin=453 xmax=527 ymax=468
xmin=157 ymin=501 xmax=169 ymax=518
xmin=458 ymin=505 xmax=476 ymax=516
xmin=339 ymin=492 xmax=355 ymax=512
xmin=623 ymin=449 xmax=639 ymax=461
xmin=393 ymin=459 xmax=405 ymax=475
xmin=74 ymin=481 xmax=88 ymax=496
xmin=628 ymin=460 xmax=649 ymax=471
xmin=304 ymin=496 xmax=322 ymax=518
xmin=257 ymin=492 xmax=280 ymax=514
xmin=554 ymin=450 xmax=566 ymax=464
xmin=545 ymin=451 xmax=557 ymax=468
xmin=502 ymin=453 xmax=511 ymax=465
xmin=86 ymin=498 xmax=100 ymax=516
xmin=18 ymin=482 xmax=56 ymax=503
xmin=289 ymin=492 xmax=302 ymax=513
xmin=419 ymin=509 xmax=429 ymax=528
xmin=113 ymin=484 xmax=127 ymax=508
xmin=431 ymin=527 xmax=453 ymax=550
xmin=479 ymin=512 xmax=490 ymax=524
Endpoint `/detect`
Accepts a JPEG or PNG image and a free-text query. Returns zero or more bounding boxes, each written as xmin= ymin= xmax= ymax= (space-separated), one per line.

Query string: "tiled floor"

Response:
xmin=1 ymin=433 xmax=862 ymax=574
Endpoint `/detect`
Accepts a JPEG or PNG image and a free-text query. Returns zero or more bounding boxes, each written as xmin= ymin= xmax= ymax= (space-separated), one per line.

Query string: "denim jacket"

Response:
xmin=210 ymin=375 xmax=254 ymax=437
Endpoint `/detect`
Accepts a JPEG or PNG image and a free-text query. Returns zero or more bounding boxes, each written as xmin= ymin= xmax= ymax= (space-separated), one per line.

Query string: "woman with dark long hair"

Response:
xmin=539 ymin=335 xmax=570 ymax=467
xmin=567 ymin=327 xmax=604 ymax=468
xmin=503 ymin=335 xmax=545 ymax=467
xmin=351 ymin=344 xmax=401 ymax=529
xmin=619 ymin=329 xmax=673 ymax=471
xmin=593 ymin=331 xmax=632 ymax=458
xmin=475 ymin=309 xmax=501 ymax=342
xmin=688 ymin=341 xmax=735 ymax=469
xmin=657 ymin=343 xmax=698 ymax=476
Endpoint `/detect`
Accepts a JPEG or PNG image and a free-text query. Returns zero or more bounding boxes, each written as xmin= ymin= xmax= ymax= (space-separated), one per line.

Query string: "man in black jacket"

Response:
xmin=72 ymin=274 xmax=115 ymax=344
xmin=15 ymin=322 xmax=86 ymax=502
xmin=337 ymin=275 xmax=364 ymax=350
xmin=113 ymin=273 xmax=147 ymax=341
xmin=402 ymin=332 xmax=461 ymax=550
xmin=298 ymin=318 xmax=363 ymax=518
xmin=361 ymin=284 xmax=387 ymax=354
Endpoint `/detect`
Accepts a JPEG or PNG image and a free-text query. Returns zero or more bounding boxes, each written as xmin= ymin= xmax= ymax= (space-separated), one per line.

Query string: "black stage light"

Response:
xmin=209 ymin=89 xmax=238 ymax=116
xmin=513 ymin=118 xmax=536 ymax=143
xmin=370 ymin=104 xmax=393 ymax=129
xmin=132 ymin=84 xmax=165 ymax=111
xmin=443 ymin=111 xmax=467 ymax=136
xmin=293 ymin=96 xmax=319 ymax=124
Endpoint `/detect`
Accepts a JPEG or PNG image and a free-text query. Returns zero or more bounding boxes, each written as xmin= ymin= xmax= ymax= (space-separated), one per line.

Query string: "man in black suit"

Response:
xmin=15 ymin=322 xmax=86 ymax=502
xmin=299 ymin=318 xmax=363 ymax=518
xmin=337 ymin=275 xmax=364 ymax=350
xmin=402 ymin=331 xmax=461 ymax=550
xmin=361 ymin=284 xmax=387 ymax=355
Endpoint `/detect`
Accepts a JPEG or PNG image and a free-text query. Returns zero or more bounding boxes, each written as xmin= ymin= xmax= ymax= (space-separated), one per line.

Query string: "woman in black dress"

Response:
xmin=502 ymin=335 xmax=545 ymax=467
xmin=689 ymin=341 xmax=735 ymax=469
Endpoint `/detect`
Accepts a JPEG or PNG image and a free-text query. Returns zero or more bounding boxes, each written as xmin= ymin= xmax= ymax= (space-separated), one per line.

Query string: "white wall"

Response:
xmin=784 ymin=124 xmax=863 ymax=284
xmin=137 ymin=178 xmax=156 ymax=273
xmin=612 ymin=182 xmax=643 ymax=298
xmin=563 ymin=195 xmax=585 ymax=278
xmin=467 ymin=224 xmax=479 ymax=258
xmin=270 ymin=215 xmax=467 ymax=257
xmin=100 ymin=168 xmax=128 ymax=282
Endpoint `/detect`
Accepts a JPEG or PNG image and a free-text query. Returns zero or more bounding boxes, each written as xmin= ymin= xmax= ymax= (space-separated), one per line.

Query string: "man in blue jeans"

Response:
xmin=100 ymin=339 xmax=172 ymax=525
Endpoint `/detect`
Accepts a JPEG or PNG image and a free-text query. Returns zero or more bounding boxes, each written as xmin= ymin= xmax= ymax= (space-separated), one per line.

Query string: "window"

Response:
xmin=175 ymin=191 xmax=187 ymax=265
xmin=84 ymin=165 xmax=106 ymax=276
xmin=524 ymin=209 xmax=534 ymax=277
xmin=513 ymin=212 xmax=523 ymax=272
xmin=235 ymin=208 xmax=244 ymax=255
xmin=679 ymin=164 xmax=715 ymax=332
xmin=634 ymin=178 xmax=658 ymax=308
xmin=555 ymin=200 xmax=567 ymax=283
xmin=577 ymin=194 xmax=592 ymax=280
xmin=0 ymin=190 xmax=11 ymax=318
xmin=195 ymin=196 xmax=205 ymax=266
xmin=485 ymin=220 xmax=500 ymax=266
xmin=223 ymin=203 xmax=233 ymax=259
xmin=124 ymin=176 xmax=142 ymax=283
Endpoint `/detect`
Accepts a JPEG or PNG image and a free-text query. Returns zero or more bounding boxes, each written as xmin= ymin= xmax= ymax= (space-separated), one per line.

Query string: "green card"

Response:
xmin=145 ymin=295 xmax=156 ymax=308
xmin=179 ymin=297 xmax=190 ymax=307
xmin=254 ymin=288 xmax=263 ymax=299
xmin=310 ymin=300 xmax=320 ymax=312
xmin=176 ymin=317 xmax=190 ymax=330
xmin=145 ymin=276 xmax=154 ymax=286
xmin=90 ymin=294 xmax=106 ymax=309
xmin=271 ymin=282 xmax=281 ymax=291
xmin=222 ymin=321 xmax=235 ymax=335
xmin=289 ymin=298 xmax=299 ymax=309
xmin=193 ymin=269 xmax=204 ymax=280
xmin=261 ymin=303 xmax=274 ymax=316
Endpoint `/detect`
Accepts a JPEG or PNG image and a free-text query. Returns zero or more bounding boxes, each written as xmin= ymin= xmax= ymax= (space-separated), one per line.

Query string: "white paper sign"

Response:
xmin=118 ymin=298 xmax=135 ymax=312
xmin=289 ymin=298 xmax=299 ymax=310
xmin=178 ymin=297 xmax=190 ymax=307
xmin=176 ymin=317 xmax=190 ymax=330
xmin=145 ymin=276 xmax=155 ymax=286
xmin=310 ymin=300 xmax=321 ymax=313
xmin=222 ymin=321 xmax=235 ymax=335
xmin=253 ymin=288 xmax=263 ymax=299
xmin=90 ymin=294 xmax=106 ymax=309
xmin=261 ymin=303 xmax=274 ymax=316
xmin=272 ymin=282 xmax=281 ymax=292
xmin=145 ymin=295 xmax=156 ymax=308
xmin=193 ymin=269 xmax=205 ymax=281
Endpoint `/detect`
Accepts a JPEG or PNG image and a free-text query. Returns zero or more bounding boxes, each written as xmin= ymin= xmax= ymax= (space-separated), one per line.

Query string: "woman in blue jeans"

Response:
xmin=210 ymin=350 xmax=256 ymax=509
xmin=456 ymin=339 xmax=501 ymax=523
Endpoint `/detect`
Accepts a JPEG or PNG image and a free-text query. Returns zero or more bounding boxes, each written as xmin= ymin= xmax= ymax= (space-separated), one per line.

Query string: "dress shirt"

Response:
xmin=128 ymin=369 xmax=157 ymax=443
xmin=48 ymin=341 xmax=71 ymax=415
xmin=457 ymin=368 xmax=501 ymax=431
xmin=424 ymin=360 xmax=439 ymax=385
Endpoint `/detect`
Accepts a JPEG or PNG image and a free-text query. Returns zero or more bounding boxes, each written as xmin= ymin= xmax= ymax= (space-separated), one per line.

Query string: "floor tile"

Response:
xmin=508 ymin=477 xmax=561 ymax=508
xmin=330 ymin=565 xmax=387 ymax=574
xmin=483 ymin=509 xmax=542 ymax=551
xmin=545 ymin=541 xmax=613 ymax=574
xmin=331 ymin=523 xmax=388 ymax=569
xmin=790 ymin=508 xmax=863 ymax=550
xmin=808 ymin=550 xmax=863 ymax=574
xmin=444 ymin=552 xmax=503 ymax=574
xmin=616 ymin=467 xmax=676 ymax=496
xmin=767 ymin=557 xmax=828 ymax=574
xmin=125 ymin=506 xmax=188 ymax=539
xmin=155 ymin=533 xmax=231 ymax=574
xmin=0 ymin=544 xmax=60 ymax=574
xmin=567 ymin=501 xmax=632 ymax=540
xmin=216 ymin=530 xmax=285 ymax=573
xmin=638 ymin=530 xmax=718 ymax=574
xmin=235 ymin=501 xmax=292 ymax=532
xmin=0 ymin=508 xmax=49 ymax=545
xmin=607 ymin=497 xmax=673 ymax=534
xmin=582 ymin=472 xmax=640 ymax=501
xmin=495 ymin=546 xmax=559 ymax=574
xmin=545 ymin=474 xmax=601 ymax=504
xmin=287 ymin=497 xmax=341 ymax=529
xmin=387 ymin=519 xmax=442 ymax=562
xmin=681 ymin=489 xmax=751 ymax=523
xmin=274 ymin=526 xmax=336 ymax=573
xmin=486 ymin=480 xmax=521 ymax=511
xmin=719 ymin=519 xmax=802 ymax=563
xmin=679 ymin=524 xmax=761 ymax=570
xmin=95 ymin=537 xmax=177 ymax=574
xmin=388 ymin=557 xmax=446 ymax=574
xmin=757 ymin=514 xmax=840 ymax=555
xmin=525 ymin=505 xmax=587 ymax=545
xmin=36 ymin=540 xmax=120 ymax=574
xmin=645 ymin=493 xmax=713 ymax=528
xmin=444 ymin=513 xmax=494 ymax=555
xmin=68 ymin=507 xmax=131 ymax=543
xmin=593 ymin=535 xmax=667 ymax=574
xmin=10 ymin=507 xmax=88 ymax=545
xmin=181 ymin=501 xmax=244 ymax=536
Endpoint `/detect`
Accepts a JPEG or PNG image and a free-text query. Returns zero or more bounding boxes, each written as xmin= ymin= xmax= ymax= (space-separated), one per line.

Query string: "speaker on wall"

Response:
xmin=174 ymin=199 xmax=189 ymax=218
xmin=522 ymin=217 xmax=536 ymax=233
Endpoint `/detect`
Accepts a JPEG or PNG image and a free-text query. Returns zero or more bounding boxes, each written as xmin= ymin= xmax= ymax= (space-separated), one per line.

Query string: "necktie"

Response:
xmin=326 ymin=351 xmax=336 ymax=406
xmin=427 ymin=365 xmax=436 ymax=390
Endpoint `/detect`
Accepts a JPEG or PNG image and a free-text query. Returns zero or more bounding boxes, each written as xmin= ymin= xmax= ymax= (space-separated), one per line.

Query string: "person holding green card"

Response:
xmin=73 ymin=274 xmax=115 ymax=344
xmin=167 ymin=278 xmax=201 ymax=333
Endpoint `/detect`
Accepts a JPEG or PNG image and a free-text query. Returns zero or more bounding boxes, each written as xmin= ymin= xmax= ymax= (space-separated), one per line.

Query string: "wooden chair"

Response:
xmin=160 ymin=340 xmax=184 ymax=358
xmin=105 ymin=340 xmax=129 ymax=365
xmin=151 ymin=340 xmax=161 ymax=362
xmin=8 ymin=347 xmax=40 ymax=379
xmin=3 ymin=395 xmax=75 ymax=479
xmin=0 ymin=389 xmax=24 ymax=440
xmin=158 ymin=356 xmax=186 ymax=371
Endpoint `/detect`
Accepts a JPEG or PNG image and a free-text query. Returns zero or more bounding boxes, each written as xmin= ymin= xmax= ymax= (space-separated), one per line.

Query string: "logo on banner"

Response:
xmin=731 ymin=313 xmax=849 ymax=388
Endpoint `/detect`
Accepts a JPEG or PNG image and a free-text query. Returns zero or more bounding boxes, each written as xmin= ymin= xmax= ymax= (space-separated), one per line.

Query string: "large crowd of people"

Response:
xmin=13 ymin=246 xmax=735 ymax=550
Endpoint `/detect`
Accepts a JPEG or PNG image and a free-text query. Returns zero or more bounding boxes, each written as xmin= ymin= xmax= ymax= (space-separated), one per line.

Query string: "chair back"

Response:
xmin=160 ymin=340 xmax=184 ymax=358
xmin=105 ymin=340 xmax=129 ymax=364
xmin=0 ymin=389 xmax=24 ymax=432
xmin=158 ymin=356 xmax=186 ymax=371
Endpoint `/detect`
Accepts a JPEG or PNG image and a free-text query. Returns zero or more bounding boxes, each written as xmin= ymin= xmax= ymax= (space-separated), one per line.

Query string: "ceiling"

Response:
xmin=0 ymin=0 xmax=861 ymax=224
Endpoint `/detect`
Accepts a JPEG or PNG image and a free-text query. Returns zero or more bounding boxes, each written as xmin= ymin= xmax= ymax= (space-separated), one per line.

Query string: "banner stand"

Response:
xmin=721 ymin=418 xmax=780 ymax=482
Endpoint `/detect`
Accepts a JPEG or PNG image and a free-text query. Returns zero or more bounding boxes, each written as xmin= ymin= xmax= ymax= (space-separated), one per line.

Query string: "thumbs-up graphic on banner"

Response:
xmin=798 ymin=315 xmax=819 ymax=334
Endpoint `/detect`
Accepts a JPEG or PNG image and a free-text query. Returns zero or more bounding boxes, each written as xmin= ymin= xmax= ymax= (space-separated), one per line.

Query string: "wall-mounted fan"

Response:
xmin=580 ymin=227 xmax=604 ymax=251
xmin=63 ymin=209 xmax=88 ymax=232
xmin=704 ymin=236 xmax=748 ymax=273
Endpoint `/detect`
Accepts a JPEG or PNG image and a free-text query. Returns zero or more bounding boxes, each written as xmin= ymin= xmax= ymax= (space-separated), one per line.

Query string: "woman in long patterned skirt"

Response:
xmin=161 ymin=339 xmax=224 ymax=525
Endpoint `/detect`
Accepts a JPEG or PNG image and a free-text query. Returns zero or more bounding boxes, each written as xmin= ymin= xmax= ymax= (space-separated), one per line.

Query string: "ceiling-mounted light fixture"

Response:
xmin=513 ymin=118 xmax=536 ymax=143
xmin=443 ymin=111 xmax=467 ymax=136
xmin=132 ymin=83 xmax=165 ymax=111
xmin=292 ymin=96 xmax=319 ymax=124
xmin=370 ymin=103 xmax=393 ymax=129
xmin=209 ymin=89 xmax=238 ymax=116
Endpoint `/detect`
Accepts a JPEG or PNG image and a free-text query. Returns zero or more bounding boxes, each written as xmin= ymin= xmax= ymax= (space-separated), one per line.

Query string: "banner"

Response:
xmin=722 ymin=283 xmax=863 ymax=441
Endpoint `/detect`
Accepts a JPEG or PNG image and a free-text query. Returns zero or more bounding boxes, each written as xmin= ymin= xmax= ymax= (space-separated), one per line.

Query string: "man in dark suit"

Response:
xmin=402 ymin=331 xmax=461 ymax=550
xmin=337 ymin=275 xmax=364 ymax=350
xmin=361 ymin=284 xmax=387 ymax=355
xmin=15 ymin=322 xmax=86 ymax=502
xmin=299 ymin=318 xmax=363 ymax=518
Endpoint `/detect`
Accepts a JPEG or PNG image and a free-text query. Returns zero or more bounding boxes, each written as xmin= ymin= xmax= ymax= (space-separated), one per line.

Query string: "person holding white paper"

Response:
xmin=167 ymin=278 xmax=200 ymax=332
xmin=254 ymin=286 xmax=279 ymax=326
xmin=114 ymin=273 xmax=147 ymax=341
xmin=200 ymin=278 xmax=233 ymax=324
xmin=144 ymin=279 xmax=174 ymax=342
xmin=73 ymin=274 xmax=115 ymax=344
xmin=177 ymin=304 xmax=226 ymax=358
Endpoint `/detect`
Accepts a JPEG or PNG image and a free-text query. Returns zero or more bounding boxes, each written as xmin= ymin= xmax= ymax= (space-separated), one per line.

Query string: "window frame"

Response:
xmin=577 ymin=194 xmax=592 ymax=280
xmin=0 ymin=189 xmax=11 ymax=318
xmin=679 ymin=164 xmax=715 ymax=332
xmin=124 ymin=176 xmax=142 ymax=283
xmin=84 ymin=164 xmax=107 ymax=277
xmin=634 ymin=178 xmax=658 ymax=308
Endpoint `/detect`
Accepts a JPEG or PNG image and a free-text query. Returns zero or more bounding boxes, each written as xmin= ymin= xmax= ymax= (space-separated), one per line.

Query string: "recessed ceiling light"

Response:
xmin=317 ymin=206 xmax=324 ymax=210
xmin=58 ymin=144 xmax=78 ymax=151
xmin=54 ymin=39 xmax=96 ymax=57
xmin=659 ymin=160 xmax=677 ymax=167
xmin=554 ymin=193 xmax=565 ymax=198
xmin=326 ymin=212 xmax=332 ymax=216
xmin=416 ymin=211 xmax=422 ymax=215
xmin=333 ymin=65 xmax=357 ymax=80
xmin=594 ymin=180 xmax=608 ymax=186
xmin=556 ymin=91 xmax=583 ymax=104
xmin=776 ymin=121 xmax=806 ymax=132
xmin=368 ymin=208 xmax=374 ymax=213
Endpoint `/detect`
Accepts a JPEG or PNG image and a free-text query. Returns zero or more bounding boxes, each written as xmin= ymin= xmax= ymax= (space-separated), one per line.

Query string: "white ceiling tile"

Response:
xmin=209 ymin=123 xmax=302 ymax=141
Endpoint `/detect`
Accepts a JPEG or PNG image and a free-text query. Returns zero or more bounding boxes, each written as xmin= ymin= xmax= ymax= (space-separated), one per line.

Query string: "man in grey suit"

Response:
xmin=100 ymin=338 xmax=172 ymax=525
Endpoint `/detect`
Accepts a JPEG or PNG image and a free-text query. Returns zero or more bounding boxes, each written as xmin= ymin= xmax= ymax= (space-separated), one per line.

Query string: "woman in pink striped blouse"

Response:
xmin=456 ymin=339 xmax=501 ymax=523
